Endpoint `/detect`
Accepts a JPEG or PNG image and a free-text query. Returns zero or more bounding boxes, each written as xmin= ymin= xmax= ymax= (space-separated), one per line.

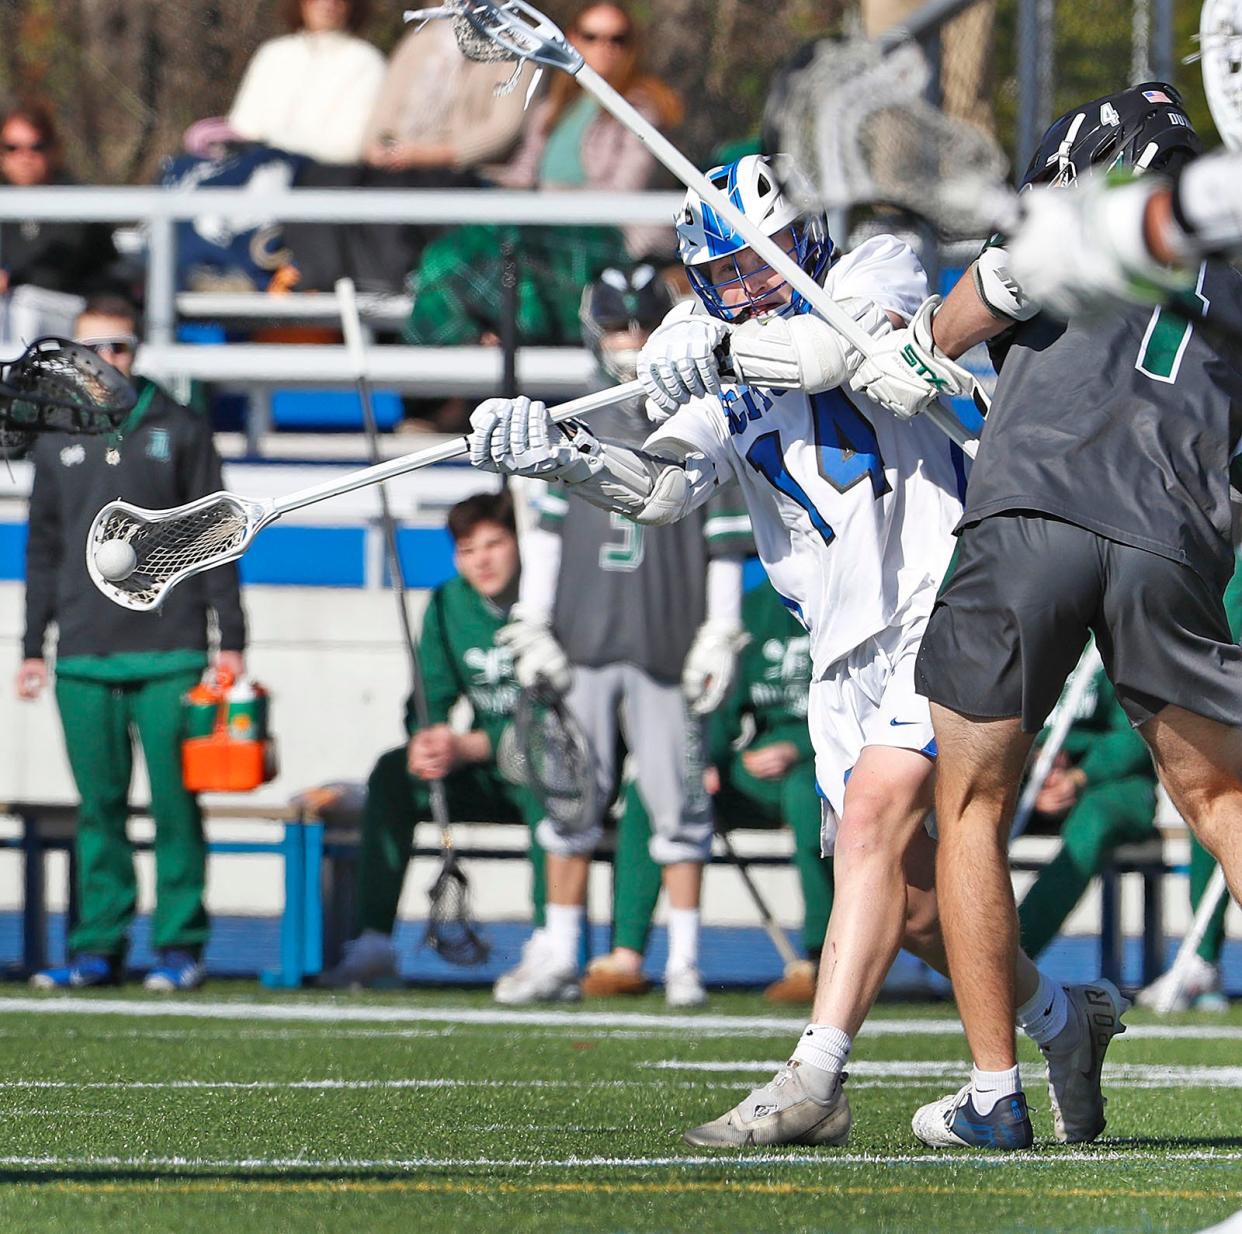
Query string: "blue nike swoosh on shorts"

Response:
xmin=889 ymin=718 xmax=921 ymax=726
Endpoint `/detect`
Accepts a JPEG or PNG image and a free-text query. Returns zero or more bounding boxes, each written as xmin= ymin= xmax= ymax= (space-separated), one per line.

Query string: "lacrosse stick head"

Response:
xmin=0 ymin=337 xmax=137 ymax=454
xmin=406 ymin=0 xmax=582 ymax=74
xmin=509 ymin=684 xmax=598 ymax=834
xmin=1201 ymin=0 xmax=1242 ymax=152
xmin=763 ymin=37 xmax=1015 ymax=239
xmin=86 ymin=491 xmax=269 ymax=611
xmin=424 ymin=848 xmax=490 ymax=966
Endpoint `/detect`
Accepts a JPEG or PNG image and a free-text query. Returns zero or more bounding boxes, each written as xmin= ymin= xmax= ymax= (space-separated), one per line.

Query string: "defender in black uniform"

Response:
xmin=858 ymin=85 xmax=1242 ymax=1149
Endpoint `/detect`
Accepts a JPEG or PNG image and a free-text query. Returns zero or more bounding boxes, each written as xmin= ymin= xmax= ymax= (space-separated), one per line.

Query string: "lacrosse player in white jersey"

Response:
xmin=468 ymin=154 xmax=1113 ymax=1150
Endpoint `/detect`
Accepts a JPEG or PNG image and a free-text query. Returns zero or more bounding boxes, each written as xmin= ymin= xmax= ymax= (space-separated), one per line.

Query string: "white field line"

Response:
xmin=0 ymin=1079 xmax=731 ymax=1091
xmin=2 ymin=1061 xmax=1236 ymax=1093
xmin=1 ymin=996 xmax=1240 ymax=1041
xmin=645 ymin=1059 xmax=1242 ymax=1088
xmin=2 ymin=1150 xmax=1242 ymax=1171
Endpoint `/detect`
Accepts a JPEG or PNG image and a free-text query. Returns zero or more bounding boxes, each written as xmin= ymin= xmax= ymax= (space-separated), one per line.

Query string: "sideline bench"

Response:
xmin=1 ymin=798 xmax=1178 ymax=991
xmin=0 ymin=800 xmax=322 ymax=989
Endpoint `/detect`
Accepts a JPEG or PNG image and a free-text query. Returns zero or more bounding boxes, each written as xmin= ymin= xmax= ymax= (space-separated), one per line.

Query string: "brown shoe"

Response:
xmin=581 ymin=955 xmax=651 ymax=997
xmin=763 ymin=959 xmax=817 ymax=1004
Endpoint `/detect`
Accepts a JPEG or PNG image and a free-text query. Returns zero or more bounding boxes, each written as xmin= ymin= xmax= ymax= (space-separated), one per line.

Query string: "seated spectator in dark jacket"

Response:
xmin=0 ymin=102 xmax=117 ymax=345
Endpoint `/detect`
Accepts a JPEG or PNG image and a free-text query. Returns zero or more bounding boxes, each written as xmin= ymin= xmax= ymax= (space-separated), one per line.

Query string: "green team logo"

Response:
xmin=145 ymin=428 xmax=171 ymax=462
xmin=900 ymin=344 xmax=950 ymax=391
xmin=462 ymin=644 xmax=519 ymax=715
xmin=755 ymin=636 xmax=811 ymax=716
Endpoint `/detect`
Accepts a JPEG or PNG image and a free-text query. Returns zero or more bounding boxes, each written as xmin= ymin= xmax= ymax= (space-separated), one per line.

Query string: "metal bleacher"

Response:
xmin=0 ymin=184 xmax=681 ymax=449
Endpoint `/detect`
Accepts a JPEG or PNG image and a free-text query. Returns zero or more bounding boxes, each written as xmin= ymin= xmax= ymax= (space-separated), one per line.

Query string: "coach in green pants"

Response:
xmin=18 ymin=294 xmax=246 ymax=992
xmin=321 ymin=491 xmax=547 ymax=987
xmin=611 ymin=582 xmax=833 ymax=1003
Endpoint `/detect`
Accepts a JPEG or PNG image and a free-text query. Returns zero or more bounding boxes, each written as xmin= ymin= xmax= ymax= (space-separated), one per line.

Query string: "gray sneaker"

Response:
xmin=683 ymin=1061 xmax=851 ymax=1148
xmin=1042 ymin=980 xmax=1129 ymax=1143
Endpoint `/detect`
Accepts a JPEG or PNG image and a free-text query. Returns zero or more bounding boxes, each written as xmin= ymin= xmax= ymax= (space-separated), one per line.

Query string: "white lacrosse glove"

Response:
xmin=1008 ymin=175 xmax=1198 ymax=321
xmin=681 ymin=619 xmax=749 ymax=716
xmin=848 ymin=295 xmax=973 ymax=421
xmin=467 ymin=396 xmax=591 ymax=481
xmin=728 ymin=299 xmax=889 ymax=393
xmin=495 ymin=607 xmax=572 ymax=695
xmin=637 ymin=302 xmax=730 ymax=421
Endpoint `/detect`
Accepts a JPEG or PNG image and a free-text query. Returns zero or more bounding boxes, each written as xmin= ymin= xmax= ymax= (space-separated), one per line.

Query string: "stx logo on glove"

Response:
xmin=900 ymin=343 xmax=952 ymax=392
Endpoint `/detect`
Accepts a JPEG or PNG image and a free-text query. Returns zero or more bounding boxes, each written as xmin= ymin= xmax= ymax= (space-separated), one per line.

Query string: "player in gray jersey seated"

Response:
xmin=493 ymin=266 xmax=752 ymax=1009
xmin=851 ymin=82 xmax=1242 ymax=1147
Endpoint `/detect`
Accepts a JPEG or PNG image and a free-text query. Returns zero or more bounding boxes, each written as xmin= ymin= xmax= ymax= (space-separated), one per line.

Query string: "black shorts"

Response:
xmin=915 ymin=511 xmax=1242 ymax=732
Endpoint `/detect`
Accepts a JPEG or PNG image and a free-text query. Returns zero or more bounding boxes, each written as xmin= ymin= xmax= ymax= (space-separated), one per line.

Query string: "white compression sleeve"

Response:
xmin=516 ymin=515 xmax=562 ymax=625
xmin=704 ymin=556 xmax=743 ymax=628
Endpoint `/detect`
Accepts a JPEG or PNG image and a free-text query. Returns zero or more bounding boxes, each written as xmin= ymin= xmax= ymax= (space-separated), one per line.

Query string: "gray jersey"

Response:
xmin=963 ymin=261 xmax=1242 ymax=590
xmin=540 ymin=472 xmax=752 ymax=684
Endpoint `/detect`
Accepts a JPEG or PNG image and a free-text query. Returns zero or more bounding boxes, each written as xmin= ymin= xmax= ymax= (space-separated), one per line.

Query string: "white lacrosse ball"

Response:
xmin=94 ymin=538 xmax=138 ymax=582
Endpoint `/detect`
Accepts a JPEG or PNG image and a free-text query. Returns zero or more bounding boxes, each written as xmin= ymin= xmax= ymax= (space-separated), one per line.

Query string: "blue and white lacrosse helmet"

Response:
xmin=675 ymin=153 xmax=832 ymax=323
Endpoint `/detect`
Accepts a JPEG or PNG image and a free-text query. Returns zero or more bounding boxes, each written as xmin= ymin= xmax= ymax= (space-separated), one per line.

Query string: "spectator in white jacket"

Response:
xmin=228 ymin=0 xmax=385 ymax=166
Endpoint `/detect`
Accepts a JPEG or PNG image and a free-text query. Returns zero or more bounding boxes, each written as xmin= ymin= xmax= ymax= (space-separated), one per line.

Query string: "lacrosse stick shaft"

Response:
xmin=338 ymin=277 xmax=454 ymax=833
xmin=715 ymin=827 xmax=802 ymax=970
xmin=1155 ymin=862 xmax=1231 ymax=1014
xmin=269 ymin=377 xmax=646 ymax=519
xmin=573 ymin=61 xmax=979 ymax=458
xmin=1009 ymin=644 xmax=1100 ymax=840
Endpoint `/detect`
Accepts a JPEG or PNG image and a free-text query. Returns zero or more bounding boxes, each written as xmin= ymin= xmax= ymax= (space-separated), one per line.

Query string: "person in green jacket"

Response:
xmin=1016 ymin=664 xmax=1158 ymax=960
xmin=611 ymin=581 xmax=833 ymax=1003
xmin=322 ymin=490 xmax=547 ymax=987
xmin=18 ymin=294 xmax=247 ymax=993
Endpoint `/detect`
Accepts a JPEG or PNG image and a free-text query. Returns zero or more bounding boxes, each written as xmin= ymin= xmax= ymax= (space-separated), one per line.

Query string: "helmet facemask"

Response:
xmin=687 ymin=216 xmax=831 ymax=323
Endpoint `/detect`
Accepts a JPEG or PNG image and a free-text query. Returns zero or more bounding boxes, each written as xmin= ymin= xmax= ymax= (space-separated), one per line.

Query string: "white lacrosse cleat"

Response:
xmin=664 ymin=962 xmax=708 ymax=1009
xmin=317 ymin=930 xmax=399 ymax=990
xmin=492 ymin=929 xmax=581 ymax=1005
xmin=683 ymin=1061 xmax=852 ymax=1147
xmin=1137 ymin=955 xmax=1225 ymax=1013
xmin=1041 ymin=980 xmax=1129 ymax=1143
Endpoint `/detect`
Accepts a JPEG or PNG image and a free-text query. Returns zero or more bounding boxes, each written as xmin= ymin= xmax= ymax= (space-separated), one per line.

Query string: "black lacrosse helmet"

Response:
xmin=1019 ymin=81 xmax=1203 ymax=190
xmin=579 ymin=264 xmax=675 ymax=383
xmin=0 ymin=336 xmax=137 ymax=456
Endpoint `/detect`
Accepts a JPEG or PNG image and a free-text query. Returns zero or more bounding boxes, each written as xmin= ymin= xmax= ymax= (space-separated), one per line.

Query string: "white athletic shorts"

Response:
xmin=810 ymin=608 xmax=937 ymax=854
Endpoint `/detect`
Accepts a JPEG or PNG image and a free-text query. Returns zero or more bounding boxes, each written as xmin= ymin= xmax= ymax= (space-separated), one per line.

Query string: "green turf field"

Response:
xmin=0 ymin=987 xmax=1239 ymax=1234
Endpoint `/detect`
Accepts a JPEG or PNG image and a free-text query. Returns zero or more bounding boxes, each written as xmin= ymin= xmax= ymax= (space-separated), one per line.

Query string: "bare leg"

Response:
xmin=811 ymin=744 xmax=934 ymax=1036
xmin=931 ymin=705 xmax=1035 ymax=1071
xmin=900 ymin=824 xmax=1046 ymax=1008
xmin=662 ymin=861 xmax=702 ymax=910
xmin=546 ymin=853 xmax=590 ymax=906
xmin=1142 ymin=704 xmax=1242 ymax=902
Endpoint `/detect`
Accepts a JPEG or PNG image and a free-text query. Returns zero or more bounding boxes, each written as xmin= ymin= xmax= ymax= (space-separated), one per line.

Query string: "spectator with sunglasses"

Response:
xmin=0 ymin=102 xmax=118 ymax=347
xmin=404 ymin=3 xmax=682 ymax=415
xmin=16 ymin=293 xmax=247 ymax=994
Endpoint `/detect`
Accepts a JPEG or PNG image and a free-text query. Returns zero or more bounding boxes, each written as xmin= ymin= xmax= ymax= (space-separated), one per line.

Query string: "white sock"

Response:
xmin=544 ymin=904 xmax=583 ymax=970
xmin=790 ymin=1024 xmax=852 ymax=1100
xmin=1015 ymin=970 xmax=1071 ymax=1048
xmin=969 ymin=1064 xmax=1022 ymax=1115
xmin=666 ymin=907 xmax=700 ymax=972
